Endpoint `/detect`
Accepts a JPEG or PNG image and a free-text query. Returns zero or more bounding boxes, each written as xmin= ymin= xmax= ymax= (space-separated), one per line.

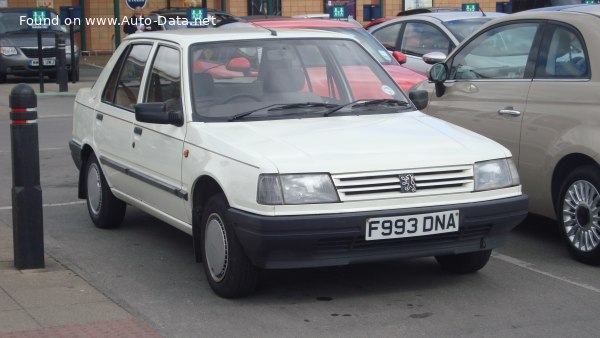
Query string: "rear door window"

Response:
xmin=535 ymin=24 xmax=589 ymax=79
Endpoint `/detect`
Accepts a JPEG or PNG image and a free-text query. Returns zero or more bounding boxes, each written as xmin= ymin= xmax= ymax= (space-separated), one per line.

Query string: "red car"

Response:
xmin=221 ymin=18 xmax=426 ymax=91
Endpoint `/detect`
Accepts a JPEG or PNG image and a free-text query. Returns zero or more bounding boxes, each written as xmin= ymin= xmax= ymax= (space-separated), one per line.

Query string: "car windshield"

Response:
xmin=189 ymin=38 xmax=410 ymax=122
xmin=0 ymin=11 xmax=67 ymax=34
xmin=443 ymin=18 xmax=492 ymax=42
xmin=321 ymin=27 xmax=395 ymax=65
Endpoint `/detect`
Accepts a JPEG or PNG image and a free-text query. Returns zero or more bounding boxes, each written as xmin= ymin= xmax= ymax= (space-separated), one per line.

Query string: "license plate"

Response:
xmin=29 ymin=58 xmax=55 ymax=66
xmin=366 ymin=210 xmax=459 ymax=241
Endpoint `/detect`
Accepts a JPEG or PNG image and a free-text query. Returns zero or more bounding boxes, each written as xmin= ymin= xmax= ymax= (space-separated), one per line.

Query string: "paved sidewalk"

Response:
xmin=0 ymin=221 xmax=161 ymax=337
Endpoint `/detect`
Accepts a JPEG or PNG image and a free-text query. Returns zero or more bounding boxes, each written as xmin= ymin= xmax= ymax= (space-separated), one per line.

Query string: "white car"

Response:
xmin=70 ymin=28 xmax=528 ymax=297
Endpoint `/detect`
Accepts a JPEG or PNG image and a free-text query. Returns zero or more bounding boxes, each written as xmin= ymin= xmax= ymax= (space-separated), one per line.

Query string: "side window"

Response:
xmin=145 ymin=46 xmax=182 ymax=113
xmin=372 ymin=23 xmax=401 ymax=51
xmin=450 ymin=23 xmax=539 ymax=80
xmin=536 ymin=25 xmax=588 ymax=79
xmin=401 ymin=22 xmax=450 ymax=57
xmin=102 ymin=44 xmax=152 ymax=110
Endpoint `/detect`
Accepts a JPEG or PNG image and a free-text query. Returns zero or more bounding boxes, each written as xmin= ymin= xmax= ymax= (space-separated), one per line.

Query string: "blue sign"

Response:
xmin=59 ymin=6 xmax=82 ymax=25
xmin=27 ymin=9 xmax=52 ymax=31
xmin=329 ymin=5 xmax=348 ymax=19
xmin=125 ymin=0 xmax=148 ymax=11
xmin=462 ymin=3 xmax=480 ymax=12
xmin=187 ymin=7 xmax=208 ymax=28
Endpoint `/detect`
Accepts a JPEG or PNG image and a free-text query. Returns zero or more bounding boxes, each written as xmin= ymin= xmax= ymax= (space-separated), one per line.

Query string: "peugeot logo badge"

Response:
xmin=399 ymin=174 xmax=417 ymax=193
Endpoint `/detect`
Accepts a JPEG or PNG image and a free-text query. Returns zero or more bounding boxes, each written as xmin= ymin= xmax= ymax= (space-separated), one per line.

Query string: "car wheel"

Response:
xmin=435 ymin=250 xmax=492 ymax=273
xmin=201 ymin=193 xmax=258 ymax=298
xmin=85 ymin=154 xmax=126 ymax=229
xmin=557 ymin=165 xmax=600 ymax=265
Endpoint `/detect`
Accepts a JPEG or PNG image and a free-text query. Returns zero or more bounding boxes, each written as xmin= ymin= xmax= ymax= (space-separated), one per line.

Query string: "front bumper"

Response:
xmin=0 ymin=53 xmax=79 ymax=76
xmin=229 ymin=195 xmax=528 ymax=269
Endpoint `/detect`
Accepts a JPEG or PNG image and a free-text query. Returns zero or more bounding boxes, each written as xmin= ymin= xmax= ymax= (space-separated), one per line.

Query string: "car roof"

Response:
xmin=124 ymin=27 xmax=356 ymax=47
xmin=245 ymin=18 xmax=358 ymax=29
xmin=525 ymin=3 xmax=600 ymax=15
xmin=377 ymin=11 xmax=505 ymax=26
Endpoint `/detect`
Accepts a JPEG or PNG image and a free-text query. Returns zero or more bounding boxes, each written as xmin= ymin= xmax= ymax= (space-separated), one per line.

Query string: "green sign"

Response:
xmin=330 ymin=6 xmax=348 ymax=20
xmin=461 ymin=3 xmax=480 ymax=12
xmin=582 ymin=0 xmax=597 ymax=4
xmin=28 ymin=9 xmax=52 ymax=30
xmin=187 ymin=7 xmax=208 ymax=28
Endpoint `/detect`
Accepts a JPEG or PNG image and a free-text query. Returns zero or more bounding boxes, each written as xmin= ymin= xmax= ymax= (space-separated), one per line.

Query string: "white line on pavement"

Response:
xmin=0 ymin=147 xmax=66 ymax=154
xmin=0 ymin=201 xmax=84 ymax=211
xmin=493 ymin=253 xmax=600 ymax=294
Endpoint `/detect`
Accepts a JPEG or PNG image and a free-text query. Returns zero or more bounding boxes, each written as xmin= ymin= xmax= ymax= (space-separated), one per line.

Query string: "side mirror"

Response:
xmin=391 ymin=51 xmax=407 ymax=65
xmin=428 ymin=63 xmax=448 ymax=98
xmin=135 ymin=103 xmax=183 ymax=126
xmin=422 ymin=52 xmax=447 ymax=65
xmin=409 ymin=90 xmax=429 ymax=110
xmin=226 ymin=57 xmax=251 ymax=73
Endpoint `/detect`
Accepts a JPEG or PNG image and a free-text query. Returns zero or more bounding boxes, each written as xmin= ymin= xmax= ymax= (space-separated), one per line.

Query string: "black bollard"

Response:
xmin=10 ymin=84 xmax=45 ymax=270
xmin=55 ymin=34 xmax=68 ymax=92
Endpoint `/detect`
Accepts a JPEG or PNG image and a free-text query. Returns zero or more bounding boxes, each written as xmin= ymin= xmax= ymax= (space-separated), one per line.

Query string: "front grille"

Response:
xmin=332 ymin=165 xmax=474 ymax=202
xmin=317 ymin=223 xmax=491 ymax=254
xmin=20 ymin=47 xmax=57 ymax=58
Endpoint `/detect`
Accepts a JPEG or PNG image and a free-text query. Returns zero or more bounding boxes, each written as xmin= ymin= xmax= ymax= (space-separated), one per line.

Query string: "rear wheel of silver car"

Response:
xmin=435 ymin=249 xmax=492 ymax=273
xmin=200 ymin=193 xmax=259 ymax=298
xmin=557 ymin=165 xmax=600 ymax=265
xmin=85 ymin=154 xmax=126 ymax=229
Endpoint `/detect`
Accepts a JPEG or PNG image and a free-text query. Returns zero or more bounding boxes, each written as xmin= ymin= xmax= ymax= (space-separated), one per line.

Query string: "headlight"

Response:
xmin=257 ymin=174 xmax=339 ymax=205
xmin=474 ymin=158 xmax=520 ymax=191
xmin=65 ymin=45 xmax=78 ymax=54
xmin=1 ymin=47 xmax=18 ymax=56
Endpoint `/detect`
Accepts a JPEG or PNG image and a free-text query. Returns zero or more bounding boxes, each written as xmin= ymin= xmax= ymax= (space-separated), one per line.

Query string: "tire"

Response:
xmin=85 ymin=154 xmax=126 ymax=229
xmin=200 ymin=193 xmax=258 ymax=298
xmin=557 ymin=165 xmax=600 ymax=265
xmin=435 ymin=250 xmax=492 ymax=273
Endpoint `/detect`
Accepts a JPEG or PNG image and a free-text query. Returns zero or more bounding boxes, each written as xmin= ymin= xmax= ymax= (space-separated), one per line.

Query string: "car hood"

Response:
xmin=1 ymin=32 xmax=70 ymax=48
xmin=383 ymin=64 xmax=427 ymax=91
xmin=190 ymin=111 xmax=511 ymax=173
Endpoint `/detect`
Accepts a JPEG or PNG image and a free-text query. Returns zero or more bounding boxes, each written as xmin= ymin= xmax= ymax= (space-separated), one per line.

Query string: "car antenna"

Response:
xmin=479 ymin=7 xmax=487 ymax=17
xmin=253 ymin=23 xmax=277 ymax=36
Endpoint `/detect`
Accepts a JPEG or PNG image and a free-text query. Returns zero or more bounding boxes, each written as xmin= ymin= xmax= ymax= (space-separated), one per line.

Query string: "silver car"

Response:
xmin=413 ymin=5 xmax=600 ymax=264
xmin=368 ymin=12 xmax=505 ymax=75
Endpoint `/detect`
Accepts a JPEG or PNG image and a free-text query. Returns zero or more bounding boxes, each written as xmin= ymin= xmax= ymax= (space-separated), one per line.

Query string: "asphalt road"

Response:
xmin=1 ymin=69 xmax=599 ymax=337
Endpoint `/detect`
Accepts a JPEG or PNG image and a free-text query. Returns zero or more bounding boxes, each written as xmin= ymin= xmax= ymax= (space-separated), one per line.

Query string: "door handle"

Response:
xmin=133 ymin=126 xmax=143 ymax=135
xmin=498 ymin=109 xmax=521 ymax=117
xmin=96 ymin=113 xmax=103 ymax=121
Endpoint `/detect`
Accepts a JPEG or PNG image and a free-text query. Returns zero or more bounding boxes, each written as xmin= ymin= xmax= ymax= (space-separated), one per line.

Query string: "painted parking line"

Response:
xmin=0 ymin=201 xmax=85 ymax=211
xmin=493 ymin=253 xmax=600 ymax=294
xmin=0 ymin=147 xmax=67 ymax=154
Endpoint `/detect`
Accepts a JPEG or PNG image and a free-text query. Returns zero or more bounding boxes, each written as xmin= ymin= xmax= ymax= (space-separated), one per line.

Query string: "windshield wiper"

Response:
xmin=324 ymin=99 xmax=411 ymax=117
xmin=267 ymin=102 xmax=337 ymax=111
xmin=229 ymin=102 xmax=338 ymax=121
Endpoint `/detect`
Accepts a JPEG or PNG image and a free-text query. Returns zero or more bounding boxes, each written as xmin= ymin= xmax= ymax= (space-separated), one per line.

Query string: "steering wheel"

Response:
xmin=222 ymin=94 xmax=262 ymax=104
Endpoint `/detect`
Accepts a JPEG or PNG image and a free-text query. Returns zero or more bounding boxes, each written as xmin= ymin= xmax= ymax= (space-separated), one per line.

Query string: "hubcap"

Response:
xmin=205 ymin=214 xmax=229 ymax=282
xmin=562 ymin=180 xmax=600 ymax=252
xmin=86 ymin=163 xmax=102 ymax=216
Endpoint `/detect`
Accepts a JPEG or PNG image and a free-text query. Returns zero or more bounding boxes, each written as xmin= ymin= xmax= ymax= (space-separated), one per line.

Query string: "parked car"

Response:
xmin=291 ymin=13 xmax=362 ymax=26
xmin=70 ymin=28 xmax=527 ymax=297
xmin=0 ymin=8 xmax=80 ymax=82
xmin=147 ymin=7 xmax=240 ymax=30
xmin=412 ymin=5 xmax=600 ymax=264
xmin=363 ymin=7 xmax=462 ymax=30
xmin=220 ymin=18 xmax=427 ymax=91
xmin=368 ymin=12 xmax=506 ymax=75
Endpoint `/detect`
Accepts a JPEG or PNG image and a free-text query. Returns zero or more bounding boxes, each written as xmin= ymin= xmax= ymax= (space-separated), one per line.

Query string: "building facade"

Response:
xmin=5 ymin=0 xmax=504 ymax=53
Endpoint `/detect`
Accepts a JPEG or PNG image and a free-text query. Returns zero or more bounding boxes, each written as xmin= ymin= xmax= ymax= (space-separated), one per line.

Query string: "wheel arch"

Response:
xmin=191 ymin=174 xmax=226 ymax=262
xmin=551 ymin=153 xmax=600 ymax=215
